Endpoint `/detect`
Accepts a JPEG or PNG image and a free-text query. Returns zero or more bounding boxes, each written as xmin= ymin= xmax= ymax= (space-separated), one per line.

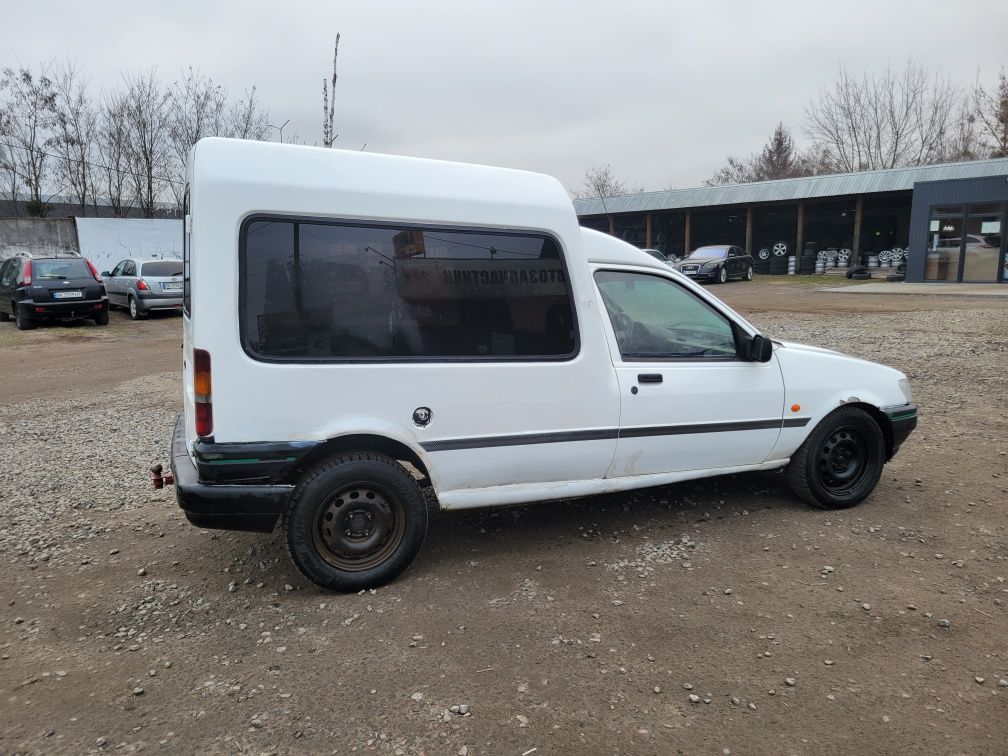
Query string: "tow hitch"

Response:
xmin=150 ymin=463 xmax=174 ymax=489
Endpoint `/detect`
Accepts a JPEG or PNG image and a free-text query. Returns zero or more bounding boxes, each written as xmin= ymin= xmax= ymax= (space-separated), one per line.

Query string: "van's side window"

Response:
xmin=240 ymin=218 xmax=577 ymax=361
xmin=594 ymin=270 xmax=737 ymax=360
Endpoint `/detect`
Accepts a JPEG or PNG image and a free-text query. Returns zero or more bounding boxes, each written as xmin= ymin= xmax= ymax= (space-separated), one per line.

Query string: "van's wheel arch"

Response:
xmin=786 ymin=406 xmax=885 ymax=509
xmin=285 ymin=451 xmax=428 ymax=592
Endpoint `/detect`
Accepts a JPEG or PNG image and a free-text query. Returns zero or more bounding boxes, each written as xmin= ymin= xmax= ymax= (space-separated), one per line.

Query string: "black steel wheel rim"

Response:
xmin=312 ymin=482 xmax=406 ymax=572
xmin=816 ymin=425 xmax=870 ymax=495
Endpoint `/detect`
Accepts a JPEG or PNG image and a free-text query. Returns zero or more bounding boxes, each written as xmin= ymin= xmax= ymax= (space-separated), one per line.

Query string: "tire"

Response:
xmin=745 ymin=265 xmax=754 ymax=281
xmin=716 ymin=266 xmax=728 ymax=284
xmin=886 ymin=274 xmax=905 ymax=282
xmin=94 ymin=309 xmax=109 ymax=325
xmin=285 ymin=452 xmax=428 ymax=592
xmin=851 ymin=271 xmax=871 ymax=280
xmin=786 ymin=407 xmax=885 ymax=510
xmin=14 ymin=306 xmax=35 ymax=330
xmin=0 ymin=305 xmax=8 ymax=322
xmin=845 ymin=265 xmax=867 ymax=279
xmin=768 ymin=256 xmax=788 ymax=275
xmin=128 ymin=296 xmax=147 ymax=320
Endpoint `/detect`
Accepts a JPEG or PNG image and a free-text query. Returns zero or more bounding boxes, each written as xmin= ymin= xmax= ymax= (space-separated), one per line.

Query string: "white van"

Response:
xmin=169 ymin=138 xmax=917 ymax=592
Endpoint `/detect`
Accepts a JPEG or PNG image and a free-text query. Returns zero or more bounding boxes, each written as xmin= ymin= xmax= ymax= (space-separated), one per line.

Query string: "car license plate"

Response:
xmin=53 ymin=290 xmax=83 ymax=299
xmin=162 ymin=282 xmax=182 ymax=291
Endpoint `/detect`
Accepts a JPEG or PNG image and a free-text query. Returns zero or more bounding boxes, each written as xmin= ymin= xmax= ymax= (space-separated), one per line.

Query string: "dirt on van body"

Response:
xmin=1 ymin=283 xmax=1006 ymax=755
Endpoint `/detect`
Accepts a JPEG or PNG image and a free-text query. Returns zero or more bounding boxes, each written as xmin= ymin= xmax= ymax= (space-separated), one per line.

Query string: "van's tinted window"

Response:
xmin=141 ymin=261 xmax=183 ymax=277
xmin=241 ymin=219 xmax=576 ymax=360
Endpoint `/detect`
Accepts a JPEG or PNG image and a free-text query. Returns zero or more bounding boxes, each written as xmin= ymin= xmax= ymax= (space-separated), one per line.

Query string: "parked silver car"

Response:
xmin=103 ymin=258 xmax=184 ymax=319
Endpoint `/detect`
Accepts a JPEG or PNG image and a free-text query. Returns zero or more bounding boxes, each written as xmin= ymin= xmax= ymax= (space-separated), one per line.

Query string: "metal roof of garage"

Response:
xmin=572 ymin=157 xmax=1008 ymax=215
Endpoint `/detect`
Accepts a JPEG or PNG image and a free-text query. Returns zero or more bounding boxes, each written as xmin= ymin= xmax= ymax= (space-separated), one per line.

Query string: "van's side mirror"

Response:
xmin=749 ymin=334 xmax=773 ymax=362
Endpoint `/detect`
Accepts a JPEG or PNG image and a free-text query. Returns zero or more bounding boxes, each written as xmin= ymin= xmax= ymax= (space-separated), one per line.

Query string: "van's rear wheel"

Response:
xmin=786 ymin=407 xmax=885 ymax=509
xmin=285 ymin=452 xmax=427 ymax=591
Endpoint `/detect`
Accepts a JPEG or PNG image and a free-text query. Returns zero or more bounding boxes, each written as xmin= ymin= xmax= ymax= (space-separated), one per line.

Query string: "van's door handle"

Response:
xmin=637 ymin=373 xmax=663 ymax=384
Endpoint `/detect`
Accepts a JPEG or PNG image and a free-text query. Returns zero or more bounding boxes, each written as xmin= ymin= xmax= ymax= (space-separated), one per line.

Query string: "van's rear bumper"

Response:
xmin=170 ymin=413 xmax=291 ymax=533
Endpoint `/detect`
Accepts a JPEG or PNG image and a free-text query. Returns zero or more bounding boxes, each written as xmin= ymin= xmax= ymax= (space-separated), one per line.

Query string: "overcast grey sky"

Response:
xmin=3 ymin=1 xmax=1007 ymax=192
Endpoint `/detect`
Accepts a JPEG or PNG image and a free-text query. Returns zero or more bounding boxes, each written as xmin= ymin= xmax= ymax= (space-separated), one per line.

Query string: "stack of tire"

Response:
xmin=755 ymin=247 xmax=772 ymax=275
xmin=887 ymin=260 xmax=908 ymax=282
xmin=846 ymin=265 xmax=871 ymax=280
xmin=768 ymin=241 xmax=789 ymax=274
xmin=798 ymin=246 xmax=818 ymax=274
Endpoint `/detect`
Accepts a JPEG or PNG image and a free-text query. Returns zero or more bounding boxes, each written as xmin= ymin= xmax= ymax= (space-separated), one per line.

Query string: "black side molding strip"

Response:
xmin=421 ymin=428 xmax=619 ymax=452
xmin=783 ymin=417 xmax=810 ymax=428
xmin=420 ymin=417 xmax=810 ymax=453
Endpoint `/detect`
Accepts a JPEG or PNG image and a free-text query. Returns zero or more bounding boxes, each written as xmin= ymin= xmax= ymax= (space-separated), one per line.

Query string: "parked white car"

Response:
xmin=169 ymin=138 xmax=917 ymax=592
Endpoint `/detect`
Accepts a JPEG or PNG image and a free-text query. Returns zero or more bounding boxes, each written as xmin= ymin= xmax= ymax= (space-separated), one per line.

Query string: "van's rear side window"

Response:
xmin=240 ymin=218 xmax=578 ymax=361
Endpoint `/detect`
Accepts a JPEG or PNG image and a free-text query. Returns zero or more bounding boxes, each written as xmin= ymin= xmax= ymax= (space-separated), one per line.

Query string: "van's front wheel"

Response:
xmin=285 ymin=452 xmax=427 ymax=591
xmin=786 ymin=407 xmax=885 ymax=509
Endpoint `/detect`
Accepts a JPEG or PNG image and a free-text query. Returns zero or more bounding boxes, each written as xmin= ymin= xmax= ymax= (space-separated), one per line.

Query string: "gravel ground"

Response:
xmin=1 ymin=293 xmax=1006 ymax=754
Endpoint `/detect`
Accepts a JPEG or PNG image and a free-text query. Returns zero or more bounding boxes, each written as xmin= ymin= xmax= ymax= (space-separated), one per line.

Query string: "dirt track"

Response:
xmin=1 ymin=281 xmax=1006 ymax=755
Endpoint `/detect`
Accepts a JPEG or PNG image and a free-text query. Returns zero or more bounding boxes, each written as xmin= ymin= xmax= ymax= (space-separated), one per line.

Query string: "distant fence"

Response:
xmin=0 ymin=217 xmax=182 ymax=272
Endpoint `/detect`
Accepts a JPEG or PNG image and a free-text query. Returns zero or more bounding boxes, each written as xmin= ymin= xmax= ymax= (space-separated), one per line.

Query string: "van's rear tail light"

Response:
xmin=193 ymin=349 xmax=213 ymax=438
xmin=19 ymin=259 xmax=31 ymax=286
xmin=136 ymin=278 xmax=150 ymax=291
xmin=86 ymin=258 xmax=102 ymax=282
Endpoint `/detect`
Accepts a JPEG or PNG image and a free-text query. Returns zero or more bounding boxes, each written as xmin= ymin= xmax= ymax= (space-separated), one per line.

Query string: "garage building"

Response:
xmin=573 ymin=157 xmax=1008 ymax=284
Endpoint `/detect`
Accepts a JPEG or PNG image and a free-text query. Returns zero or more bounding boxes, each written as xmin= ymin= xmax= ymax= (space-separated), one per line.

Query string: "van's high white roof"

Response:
xmin=190 ymin=138 xmax=581 ymax=240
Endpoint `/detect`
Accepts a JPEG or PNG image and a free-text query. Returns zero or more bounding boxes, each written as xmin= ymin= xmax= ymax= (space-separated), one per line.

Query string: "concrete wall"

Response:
xmin=0 ymin=218 xmax=79 ymax=260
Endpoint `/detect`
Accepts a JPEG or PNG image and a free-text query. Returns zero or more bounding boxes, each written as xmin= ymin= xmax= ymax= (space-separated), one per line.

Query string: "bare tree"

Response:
xmin=804 ymin=61 xmax=966 ymax=172
xmin=96 ymin=89 xmax=133 ymax=216
xmin=322 ymin=34 xmax=340 ymax=147
xmin=707 ymin=123 xmax=816 ymax=185
xmin=572 ymin=164 xmax=643 ymax=199
xmin=122 ymin=69 xmax=173 ymax=218
xmin=226 ymin=86 xmax=270 ymax=140
xmin=52 ymin=62 xmax=98 ymax=215
xmin=0 ymin=101 xmax=19 ymax=210
xmin=974 ymin=68 xmax=1008 ymax=158
xmin=0 ymin=64 xmax=58 ymax=215
xmin=169 ymin=68 xmax=226 ymax=164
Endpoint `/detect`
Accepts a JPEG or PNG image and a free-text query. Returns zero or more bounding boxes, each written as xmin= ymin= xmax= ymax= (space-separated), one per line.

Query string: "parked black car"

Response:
xmin=676 ymin=245 xmax=754 ymax=283
xmin=0 ymin=254 xmax=109 ymax=330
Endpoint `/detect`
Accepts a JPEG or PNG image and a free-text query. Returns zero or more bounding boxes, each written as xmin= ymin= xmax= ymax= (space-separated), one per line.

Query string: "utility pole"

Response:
xmin=269 ymin=118 xmax=290 ymax=143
